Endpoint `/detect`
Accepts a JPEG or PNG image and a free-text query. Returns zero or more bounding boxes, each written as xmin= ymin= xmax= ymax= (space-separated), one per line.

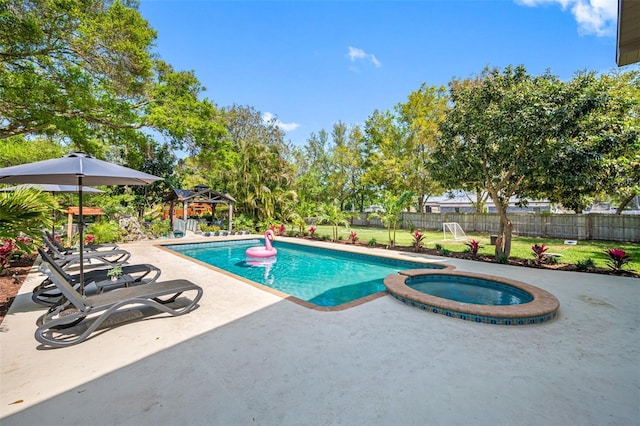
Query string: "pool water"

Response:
xmin=166 ymin=239 xmax=442 ymax=307
xmin=406 ymin=274 xmax=534 ymax=305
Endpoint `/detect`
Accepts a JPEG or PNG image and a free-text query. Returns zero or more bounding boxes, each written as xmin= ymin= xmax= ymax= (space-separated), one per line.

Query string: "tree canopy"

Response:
xmin=431 ymin=65 xmax=632 ymax=258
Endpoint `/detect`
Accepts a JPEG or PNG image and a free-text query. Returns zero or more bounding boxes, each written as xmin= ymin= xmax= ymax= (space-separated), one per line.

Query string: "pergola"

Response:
xmin=165 ymin=184 xmax=236 ymax=232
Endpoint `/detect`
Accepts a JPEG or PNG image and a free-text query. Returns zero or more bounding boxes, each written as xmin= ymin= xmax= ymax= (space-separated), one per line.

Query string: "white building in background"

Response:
xmin=423 ymin=192 xmax=551 ymax=214
xmin=422 ymin=192 xmax=640 ymax=215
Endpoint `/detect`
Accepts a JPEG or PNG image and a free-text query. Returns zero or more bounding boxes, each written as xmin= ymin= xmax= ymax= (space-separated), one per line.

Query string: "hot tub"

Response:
xmin=384 ymin=269 xmax=559 ymax=325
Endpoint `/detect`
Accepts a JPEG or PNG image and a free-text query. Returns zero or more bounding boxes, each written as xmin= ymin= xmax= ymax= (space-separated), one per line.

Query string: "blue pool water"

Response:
xmin=406 ymin=274 xmax=533 ymax=305
xmin=166 ymin=239 xmax=442 ymax=307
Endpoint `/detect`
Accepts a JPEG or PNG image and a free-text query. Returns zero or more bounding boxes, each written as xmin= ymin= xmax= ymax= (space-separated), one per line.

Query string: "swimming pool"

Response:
xmin=164 ymin=239 xmax=445 ymax=309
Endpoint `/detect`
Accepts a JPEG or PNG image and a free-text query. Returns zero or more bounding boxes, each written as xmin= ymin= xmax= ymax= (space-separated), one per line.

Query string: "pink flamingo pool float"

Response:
xmin=246 ymin=230 xmax=277 ymax=258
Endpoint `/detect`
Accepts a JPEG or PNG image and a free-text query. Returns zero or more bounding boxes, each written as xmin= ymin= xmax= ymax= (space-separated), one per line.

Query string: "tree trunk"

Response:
xmin=493 ymin=204 xmax=513 ymax=259
xmin=615 ymin=193 xmax=637 ymax=215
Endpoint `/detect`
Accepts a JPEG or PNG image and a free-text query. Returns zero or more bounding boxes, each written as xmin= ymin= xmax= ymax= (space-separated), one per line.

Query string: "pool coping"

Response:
xmin=156 ymin=236 xmax=450 ymax=311
xmin=384 ymin=269 xmax=560 ymax=325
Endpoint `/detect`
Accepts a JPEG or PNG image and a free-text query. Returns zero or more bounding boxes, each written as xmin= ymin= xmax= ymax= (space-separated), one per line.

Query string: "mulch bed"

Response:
xmin=311 ymin=237 xmax=640 ymax=278
xmin=0 ymin=254 xmax=38 ymax=326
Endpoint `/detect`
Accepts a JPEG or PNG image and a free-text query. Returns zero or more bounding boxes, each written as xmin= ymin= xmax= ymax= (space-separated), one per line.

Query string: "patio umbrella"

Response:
xmin=0 ymin=184 xmax=104 ymax=237
xmin=0 ymin=152 xmax=162 ymax=293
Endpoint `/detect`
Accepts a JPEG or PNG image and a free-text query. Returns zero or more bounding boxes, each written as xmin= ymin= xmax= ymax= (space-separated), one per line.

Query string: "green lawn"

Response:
xmin=311 ymin=225 xmax=640 ymax=272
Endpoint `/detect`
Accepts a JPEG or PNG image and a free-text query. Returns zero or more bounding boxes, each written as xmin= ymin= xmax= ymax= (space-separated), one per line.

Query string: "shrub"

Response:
xmin=86 ymin=221 xmax=122 ymax=244
xmin=200 ymin=224 xmax=220 ymax=233
xmin=434 ymin=243 xmax=443 ymax=251
xmin=576 ymin=258 xmax=595 ymax=271
xmin=233 ymin=214 xmax=254 ymax=232
xmin=367 ymin=238 xmax=377 ymax=247
xmin=267 ymin=223 xmax=287 ymax=236
xmin=465 ymin=239 xmax=480 ymax=255
xmin=497 ymin=254 xmax=509 ymax=264
xmin=440 ymin=248 xmax=450 ymax=256
xmin=149 ymin=220 xmax=171 ymax=237
xmin=605 ymin=248 xmax=632 ymax=272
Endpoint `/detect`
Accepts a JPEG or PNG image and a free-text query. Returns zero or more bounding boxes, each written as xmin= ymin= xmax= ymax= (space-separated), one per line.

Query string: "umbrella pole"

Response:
xmin=78 ymin=177 xmax=85 ymax=295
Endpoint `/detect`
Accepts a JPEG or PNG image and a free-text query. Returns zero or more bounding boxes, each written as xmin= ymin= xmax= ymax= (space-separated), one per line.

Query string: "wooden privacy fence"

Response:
xmin=351 ymin=212 xmax=640 ymax=243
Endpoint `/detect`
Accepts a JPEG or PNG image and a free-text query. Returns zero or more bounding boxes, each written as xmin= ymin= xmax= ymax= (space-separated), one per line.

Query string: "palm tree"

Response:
xmin=286 ymin=201 xmax=317 ymax=233
xmin=368 ymin=190 xmax=414 ymax=246
xmin=316 ymin=202 xmax=354 ymax=241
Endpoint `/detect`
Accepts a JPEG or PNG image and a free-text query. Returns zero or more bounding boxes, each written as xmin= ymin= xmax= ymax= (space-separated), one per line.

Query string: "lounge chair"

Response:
xmin=173 ymin=218 xmax=186 ymax=238
xmin=44 ymin=230 xmax=120 ymax=253
xmin=42 ymin=236 xmax=131 ymax=269
xmin=35 ymin=262 xmax=203 ymax=347
xmin=185 ymin=219 xmax=201 ymax=234
xmin=32 ymin=248 xmax=162 ymax=307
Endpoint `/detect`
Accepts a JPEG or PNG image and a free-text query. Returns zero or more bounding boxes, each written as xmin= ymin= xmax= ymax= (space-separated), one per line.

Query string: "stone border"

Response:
xmin=384 ymin=269 xmax=560 ymax=325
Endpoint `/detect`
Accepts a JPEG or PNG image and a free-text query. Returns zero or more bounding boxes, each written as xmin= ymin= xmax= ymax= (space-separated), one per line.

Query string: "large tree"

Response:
xmin=432 ymin=65 xmax=616 ymax=259
xmin=395 ymin=83 xmax=448 ymax=224
xmin=362 ymin=109 xmax=403 ymax=194
xmin=532 ymin=69 xmax=639 ymax=214
xmin=0 ymin=0 xmax=155 ymax=142
xmin=597 ymin=70 xmax=639 ymax=214
xmin=0 ymin=0 xmax=226 ymax=159
xmin=0 ymin=136 xmax=65 ymax=167
xmin=200 ymin=105 xmax=294 ymax=223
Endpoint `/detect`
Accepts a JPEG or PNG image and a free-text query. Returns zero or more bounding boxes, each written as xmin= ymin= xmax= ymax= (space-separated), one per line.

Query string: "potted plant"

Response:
xmin=107 ymin=266 xmax=123 ymax=281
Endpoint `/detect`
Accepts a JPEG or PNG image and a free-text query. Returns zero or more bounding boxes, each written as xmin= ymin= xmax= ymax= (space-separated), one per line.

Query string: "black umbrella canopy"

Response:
xmin=0 ymin=152 xmax=162 ymax=293
xmin=0 ymin=152 xmax=160 ymax=186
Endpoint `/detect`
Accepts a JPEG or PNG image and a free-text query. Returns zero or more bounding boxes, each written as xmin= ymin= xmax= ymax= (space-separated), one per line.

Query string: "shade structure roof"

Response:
xmin=166 ymin=187 xmax=236 ymax=204
xmin=617 ymin=0 xmax=640 ymax=66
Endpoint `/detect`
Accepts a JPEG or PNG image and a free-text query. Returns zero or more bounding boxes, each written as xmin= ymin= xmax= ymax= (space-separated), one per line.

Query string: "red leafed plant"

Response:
xmin=277 ymin=224 xmax=286 ymax=236
xmin=349 ymin=231 xmax=358 ymax=244
xmin=531 ymin=243 xmax=548 ymax=264
xmin=308 ymin=226 xmax=316 ymax=237
xmin=605 ymin=248 xmax=631 ymax=272
xmin=85 ymin=234 xmax=95 ymax=245
xmin=0 ymin=240 xmax=16 ymax=273
xmin=465 ymin=239 xmax=480 ymax=255
xmin=412 ymin=230 xmax=425 ymax=252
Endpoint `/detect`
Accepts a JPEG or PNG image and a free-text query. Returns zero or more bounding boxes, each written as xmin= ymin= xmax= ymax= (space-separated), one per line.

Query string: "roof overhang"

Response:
xmin=616 ymin=0 xmax=640 ymax=66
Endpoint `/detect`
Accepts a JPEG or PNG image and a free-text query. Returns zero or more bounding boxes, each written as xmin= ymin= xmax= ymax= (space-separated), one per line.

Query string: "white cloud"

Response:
xmin=347 ymin=46 xmax=382 ymax=68
xmin=262 ymin=112 xmax=300 ymax=132
xmin=515 ymin=0 xmax=617 ymax=36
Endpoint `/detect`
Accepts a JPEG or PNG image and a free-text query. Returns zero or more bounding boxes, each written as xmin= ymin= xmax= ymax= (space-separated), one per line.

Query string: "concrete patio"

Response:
xmin=1 ymin=236 xmax=638 ymax=425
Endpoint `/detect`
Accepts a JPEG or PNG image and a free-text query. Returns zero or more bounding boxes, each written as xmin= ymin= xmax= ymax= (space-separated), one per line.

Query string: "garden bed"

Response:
xmin=0 ymin=254 xmax=37 ymax=326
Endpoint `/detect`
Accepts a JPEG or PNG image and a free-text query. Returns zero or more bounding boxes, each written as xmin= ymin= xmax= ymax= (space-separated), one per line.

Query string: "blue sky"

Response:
xmin=138 ymin=0 xmax=623 ymax=147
